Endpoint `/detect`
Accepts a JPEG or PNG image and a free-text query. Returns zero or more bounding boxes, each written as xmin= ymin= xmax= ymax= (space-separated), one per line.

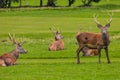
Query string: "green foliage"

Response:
xmin=12 ymin=0 xmax=19 ymax=2
xmin=93 ymin=0 xmax=101 ymax=3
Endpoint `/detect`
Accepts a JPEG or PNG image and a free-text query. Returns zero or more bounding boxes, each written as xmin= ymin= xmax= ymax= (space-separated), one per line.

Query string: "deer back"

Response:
xmin=76 ymin=32 xmax=103 ymax=46
xmin=0 ymin=53 xmax=16 ymax=66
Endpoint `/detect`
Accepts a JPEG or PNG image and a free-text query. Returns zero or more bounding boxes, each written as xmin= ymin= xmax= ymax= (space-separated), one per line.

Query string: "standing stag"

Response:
xmin=76 ymin=15 xmax=112 ymax=64
xmin=48 ymin=28 xmax=64 ymax=51
xmin=76 ymin=32 xmax=98 ymax=56
xmin=0 ymin=33 xmax=27 ymax=66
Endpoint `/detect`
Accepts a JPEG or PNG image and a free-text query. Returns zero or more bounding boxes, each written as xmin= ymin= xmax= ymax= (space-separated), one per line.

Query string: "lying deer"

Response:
xmin=76 ymin=15 xmax=112 ymax=64
xmin=82 ymin=47 xmax=98 ymax=56
xmin=0 ymin=33 xmax=27 ymax=66
xmin=48 ymin=28 xmax=64 ymax=51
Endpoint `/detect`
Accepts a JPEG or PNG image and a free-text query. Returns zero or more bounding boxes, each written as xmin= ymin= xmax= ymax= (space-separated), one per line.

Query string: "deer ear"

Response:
xmin=105 ymin=23 xmax=110 ymax=28
xmin=97 ymin=24 xmax=102 ymax=29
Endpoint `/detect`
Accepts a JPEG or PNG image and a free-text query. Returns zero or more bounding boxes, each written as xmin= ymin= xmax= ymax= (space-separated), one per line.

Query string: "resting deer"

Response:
xmin=48 ymin=28 xmax=64 ymax=51
xmin=82 ymin=47 xmax=98 ymax=56
xmin=76 ymin=15 xmax=112 ymax=64
xmin=0 ymin=33 xmax=27 ymax=66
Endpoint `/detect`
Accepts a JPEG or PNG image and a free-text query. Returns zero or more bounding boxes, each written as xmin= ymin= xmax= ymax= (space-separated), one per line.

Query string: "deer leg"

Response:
xmin=98 ymin=48 xmax=101 ymax=64
xmin=104 ymin=47 xmax=110 ymax=64
xmin=82 ymin=49 xmax=85 ymax=56
xmin=4 ymin=58 xmax=13 ymax=66
xmin=76 ymin=47 xmax=83 ymax=64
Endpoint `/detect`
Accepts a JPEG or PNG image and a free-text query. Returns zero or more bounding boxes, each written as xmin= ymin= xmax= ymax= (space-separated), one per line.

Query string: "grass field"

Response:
xmin=0 ymin=0 xmax=120 ymax=80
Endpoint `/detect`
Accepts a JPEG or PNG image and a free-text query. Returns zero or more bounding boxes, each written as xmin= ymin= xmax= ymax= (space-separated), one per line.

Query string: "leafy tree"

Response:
xmin=0 ymin=0 xmax=5 ymax=8
xmin=81 ymin=0 xmax=100 ymax=6
xmin=47 ymin=0 xmax=56 ymax=7
xmin=9 ymin=0 xmax=19 ymax=8
xmin=0 ymin=0 xmax=19 ymax=8
xmin=0 ymin=0 xmax=11 ymax=8
xmin=68 ymin=0 xmax=75 ymax=7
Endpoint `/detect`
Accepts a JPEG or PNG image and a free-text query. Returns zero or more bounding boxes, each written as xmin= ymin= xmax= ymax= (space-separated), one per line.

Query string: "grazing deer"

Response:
xmin=48 ymin=28 xmax=64 ymax=51
xmin=76 ymin=15 xmax=112 ymax=64
xmin=0 ymin=33 xmax=27 ymax=66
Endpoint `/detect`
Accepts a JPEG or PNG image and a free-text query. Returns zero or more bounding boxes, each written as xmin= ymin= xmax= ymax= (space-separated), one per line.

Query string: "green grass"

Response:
xmin=0 ymin=0 xmax=120 ymax=80
xmin=1 ymin=58 xmax=120 ymax=80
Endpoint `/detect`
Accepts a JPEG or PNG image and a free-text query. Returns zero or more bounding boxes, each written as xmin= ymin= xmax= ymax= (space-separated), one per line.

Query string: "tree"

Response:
xmin=0 ymin=0 xmax=11 ymax=8
xmin=81 ymin=0 xmax=100 ymax=6
xmin=68 ymin=0 xmax=75 ymax=7
xmin=0 ymin=0 xmax=19 ymax=8
xmin=0 ymin=0 xmax=5 ymax=8
xmin=9 ymin=0 xmax=19 ymax=8
xmin=40 ymin=0 xmax=42 ymax=7
xmin=47 ymin=0 xmax=56 ymax=7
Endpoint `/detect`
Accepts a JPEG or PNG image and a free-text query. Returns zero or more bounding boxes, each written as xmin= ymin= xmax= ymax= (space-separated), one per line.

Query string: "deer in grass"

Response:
xmin=76 ymin=15 xmax=112 ymax=64
xmin=0 ymin=33 xmax=27 ymax=66
xmin=82 ymin=47 xmax=98 ymax=56
xmin=76 ymin=32 xmax=98 ymax=56
xmin=48 ymin=28 xmax=64 ymax=51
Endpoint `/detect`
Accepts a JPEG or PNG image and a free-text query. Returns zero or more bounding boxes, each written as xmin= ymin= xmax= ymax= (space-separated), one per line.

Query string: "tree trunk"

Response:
xmin=5 ymin=0 xmax=8 ymax=8
xmin=8 ymin=0 xmax=11 ymax=8
xmin=40 ymin=0 xmax=42 ymax=7
xmin=86 ymin=0 xmax=92 ymax=6
xmin=81 ymin=0 xmax=92 ymax=6
xmin=68 ymin=0 xmax=75 ymax=7
xmin=68 ymin=0 xmax=70 ymax=6
xmin=81 ymin=0 xmax=86 ymax=6
xmin=47 ymin=0 xmax=56 ymax=7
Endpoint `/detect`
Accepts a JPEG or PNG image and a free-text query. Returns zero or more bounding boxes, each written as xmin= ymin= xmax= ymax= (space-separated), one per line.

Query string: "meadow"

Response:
xmin=0 ymin=0 xmax=120 ymax=80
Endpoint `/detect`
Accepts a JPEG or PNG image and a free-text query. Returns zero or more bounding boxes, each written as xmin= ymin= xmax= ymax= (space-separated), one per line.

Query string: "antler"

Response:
xmin=107 ymin=13 xmax=113 ymax=24
xmin=93 ymin=14 xmax=100 ymax=25
xmin=8 ymin=33 xmax=17 ymax=44
xmin=49 ymin=27 xmax=56 ymax=35
xmin=57 ymin=27 xmax=60 ymax=33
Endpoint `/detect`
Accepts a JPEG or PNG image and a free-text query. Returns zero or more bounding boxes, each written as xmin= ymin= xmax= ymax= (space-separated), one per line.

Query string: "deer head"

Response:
xmin=49 ymin=27 xmax=63 ymax=40
xmin=9 ymin=33 xmax=27 ymax=54
xmin=94 ymin=15 xmax=112 ymax=45
xmin=94 ymin=15 xmax=112 ymax=34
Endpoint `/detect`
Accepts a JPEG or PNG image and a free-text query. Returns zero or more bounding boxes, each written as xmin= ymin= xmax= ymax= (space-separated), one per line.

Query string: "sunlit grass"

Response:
xmin=1 ymin=58 xmax=120 ymax=80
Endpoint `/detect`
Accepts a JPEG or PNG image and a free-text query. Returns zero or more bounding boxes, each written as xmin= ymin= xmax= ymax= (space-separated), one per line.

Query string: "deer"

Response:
xmin=82 ymin=47 xmax=98 ymax=56
xmin=0 ymin=33 xmax=27 ymax=66
xmin=76 ymin=32 xmax=98 ymax=56
xmin=76 ymin=15 xmax=112 ymax=64
xmin=48 ymin=28 xmax=64 ymax=51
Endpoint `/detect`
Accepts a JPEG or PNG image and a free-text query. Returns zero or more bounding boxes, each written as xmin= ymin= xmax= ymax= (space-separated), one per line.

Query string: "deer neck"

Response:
xmin=102 ymin=32 xmax=110 ymax=46
xmin=55 ymin=37 xmax=61 ymax=41
xmin=10 ymin=49 xmax=20 ymax=60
